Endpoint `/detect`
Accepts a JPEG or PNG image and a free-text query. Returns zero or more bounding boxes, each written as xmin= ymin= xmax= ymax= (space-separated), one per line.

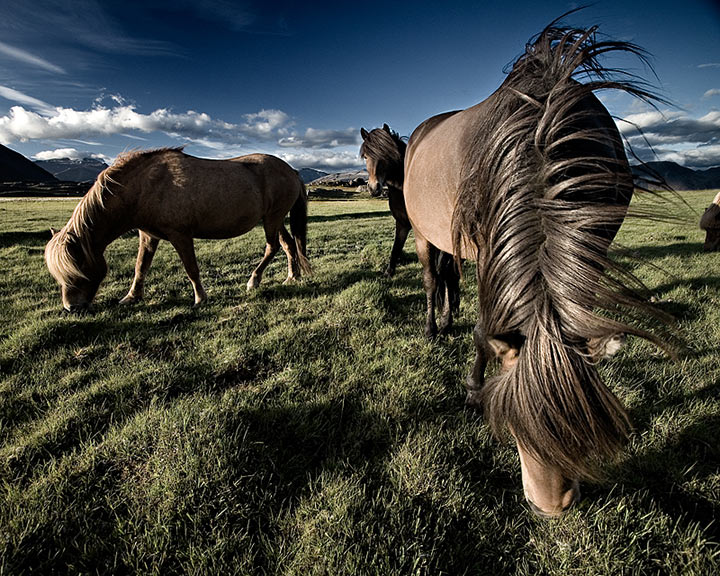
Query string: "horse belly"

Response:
xmin=404 ymin=138 xmax=463 ymax=256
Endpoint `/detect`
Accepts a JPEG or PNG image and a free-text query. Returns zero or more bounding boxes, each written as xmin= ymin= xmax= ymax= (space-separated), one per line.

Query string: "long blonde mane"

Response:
xmin=45 ymin=147 xmax=184 ymax=286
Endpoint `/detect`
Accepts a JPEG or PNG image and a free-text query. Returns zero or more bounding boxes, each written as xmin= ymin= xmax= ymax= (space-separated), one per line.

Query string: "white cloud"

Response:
xmin=278 ymin=127 xmax=359 ymax=149
xmin=699 ymin=63 xmax=720 ymax=69
xmin=241 ymin=109 xmax=292 ymax=138
xmin=0 ymin=104 xmax=294 ymax=146
xmin=617 ymin=107 xmax=720 ymax=169
xmin=703 ymin=88 xmax=720 ymax=99
xmin=0 ymin=41 xmax=66 ymax=74
xmin=33 ymin=148 xmax=82 ymax=160
xmin=278 ymin=150 xmax=365 ymax=172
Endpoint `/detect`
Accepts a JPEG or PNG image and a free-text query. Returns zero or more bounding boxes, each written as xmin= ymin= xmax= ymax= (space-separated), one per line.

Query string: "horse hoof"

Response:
xmin=118 ymin=295 xmax=139 ymax=305
xmin=465 ymin=389 xmax=483 ymax=409
xmin=247 ymin=278 xmax=259 ymax=291
xmin=192 ymin=299 xmax=207 ymax=308
xmin=283 ymin=276 xmax=299 ymax=285
xmin=383 ymin=267 xmax=395 ymax=277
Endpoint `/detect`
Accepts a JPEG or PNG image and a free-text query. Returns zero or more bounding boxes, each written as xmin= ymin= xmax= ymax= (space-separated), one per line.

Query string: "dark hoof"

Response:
xmin=437 ymin=320 xmax=452 ymax=336
xmin=383 ymin=267 xmax=395 ymax=278
xmin=465 ymin=389 xmax=483 ymax=409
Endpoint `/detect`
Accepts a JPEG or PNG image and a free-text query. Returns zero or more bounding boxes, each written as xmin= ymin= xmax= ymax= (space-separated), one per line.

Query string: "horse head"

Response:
xmin=360 ymin=124 xmax=405 ymax=197
xmin=45 ymin=227 xmax=107 ymax=313
xmin=466 ymin=328 xmax=628 ymax=517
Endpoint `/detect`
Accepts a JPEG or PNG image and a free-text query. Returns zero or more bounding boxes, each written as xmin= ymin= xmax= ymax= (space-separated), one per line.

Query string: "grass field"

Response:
xmin=1 ymin=188 xmax=719 ymax=574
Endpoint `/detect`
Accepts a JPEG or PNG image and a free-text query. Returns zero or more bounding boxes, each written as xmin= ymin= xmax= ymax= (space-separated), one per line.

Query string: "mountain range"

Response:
xmin=35 ymin=157 xmax=109 ymax=182
xmin=1 ymin=143 xmax=719 ymax=191
xmin=631 ymin=161 xmax=720 ymax=191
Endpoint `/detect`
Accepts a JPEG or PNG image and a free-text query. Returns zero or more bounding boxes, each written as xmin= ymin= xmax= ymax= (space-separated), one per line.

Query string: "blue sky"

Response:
xmin=0 ymin=0 xmax=719 ymax=171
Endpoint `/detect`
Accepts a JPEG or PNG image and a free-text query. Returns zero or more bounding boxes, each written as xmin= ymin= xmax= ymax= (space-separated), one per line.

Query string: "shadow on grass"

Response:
xmin=613 ymin=241 xmax=706 ymax=261
xmin=0 ymin=230 xmax=51 ymax=247
xmin=307 ymin=210 xmax=390 ymax=224
xmin=607 ymin=354 xmax=720 ymax=541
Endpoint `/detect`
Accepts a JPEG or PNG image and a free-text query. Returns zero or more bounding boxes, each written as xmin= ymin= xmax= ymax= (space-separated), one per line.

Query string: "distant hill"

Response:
xmin=310 ymin=170 xmax=368 ymax=186
xmin=0 ymin=144 xmax=57 ymax=183
xmin=298 ymin=168 xmax=328 ymax=184
xmin=35 ymin=157 xmax=108 ymax=182
xmin=632 ymin=161 xmax=720 ymax=191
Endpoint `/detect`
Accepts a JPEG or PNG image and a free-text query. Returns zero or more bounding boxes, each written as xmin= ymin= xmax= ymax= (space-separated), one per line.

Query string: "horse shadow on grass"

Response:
xmin=591 ymin=353 xmax=720 ymax=541
xmin=0 ymin=230 xmax=52 ymax=248
xmin=612 ymin=240 xmax=705 ymax=262
xmin=307 ymin=210 xmax=390 ymax=224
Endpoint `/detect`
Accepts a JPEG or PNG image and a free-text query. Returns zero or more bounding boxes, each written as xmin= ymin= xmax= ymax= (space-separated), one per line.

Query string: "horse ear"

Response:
xmin=360 ymin=127 xmax=369 ymax=140
xmin=383 ymin=123 xmax=391 ymax=133
xmin=50 ymin=227 xmax=58 ymax=236
xmin=488 ymin=336 xmax=520 ymax=370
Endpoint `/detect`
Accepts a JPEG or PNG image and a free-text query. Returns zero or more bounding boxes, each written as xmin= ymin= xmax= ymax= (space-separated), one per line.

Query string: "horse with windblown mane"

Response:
xmin=403 ymin=20 xmax=676 ymax=516
xmin=45 ymin=149 xmax=310 ymax=312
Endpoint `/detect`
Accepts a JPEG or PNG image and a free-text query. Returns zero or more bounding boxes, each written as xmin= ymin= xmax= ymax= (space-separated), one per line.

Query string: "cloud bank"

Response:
xmin=618 ymin=109 xmax=720 ymax=169
xmin=0 ymin=97 xmax=364 ymax=171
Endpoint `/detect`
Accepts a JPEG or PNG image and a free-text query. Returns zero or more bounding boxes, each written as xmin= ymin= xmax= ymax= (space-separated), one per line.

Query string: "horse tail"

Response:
xmin=290 ymin=179 xmax=312 ymax=275
xmin=451 ymin=22 xmax=676 ymax=479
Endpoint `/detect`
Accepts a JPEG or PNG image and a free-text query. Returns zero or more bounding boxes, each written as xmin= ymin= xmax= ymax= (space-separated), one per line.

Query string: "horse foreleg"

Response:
xmin=465 ymin=320 xmax=488 ymax=409
xmin=169 ymin=235 xmax=207 ymax=306
xmin=278 ymin=225 xmax=302 ymax=283
xmin=247 ymin=232 xmax=281 ymax=290
xmin=385 ymin=221 xmax=410 ymax=277
xmin=120 ymin=231 xmax=159 ymax=305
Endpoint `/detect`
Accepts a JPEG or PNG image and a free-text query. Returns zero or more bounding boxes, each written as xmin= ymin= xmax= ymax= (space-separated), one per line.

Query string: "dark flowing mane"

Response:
xmin=451 ymin=24 xmax=675 ymax=479
xmin=360 ymin=127 xmax=407 ymax=182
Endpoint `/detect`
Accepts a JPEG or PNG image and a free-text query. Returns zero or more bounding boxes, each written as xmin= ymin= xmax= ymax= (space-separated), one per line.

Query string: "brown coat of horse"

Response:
xmin=45 ymin=148 xmax=310 ymax=311
xmin=404 ymin=23 xmax=673 ymax=517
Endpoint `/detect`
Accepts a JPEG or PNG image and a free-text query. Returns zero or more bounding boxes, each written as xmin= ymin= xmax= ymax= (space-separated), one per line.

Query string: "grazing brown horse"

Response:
xmin=700 ymin=190 xmax=720 ymax=251
xmin=404 ymin=23 xmax=671 ymax=516
xmin=361 ymin=124 xmax=460 ymax=335
xmin=45 ymin=148 xmax=310 ymax=312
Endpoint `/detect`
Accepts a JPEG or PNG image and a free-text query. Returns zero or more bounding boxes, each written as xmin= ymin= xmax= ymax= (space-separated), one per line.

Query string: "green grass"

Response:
xmin=1 ymin=189 xmax=719 ymax=575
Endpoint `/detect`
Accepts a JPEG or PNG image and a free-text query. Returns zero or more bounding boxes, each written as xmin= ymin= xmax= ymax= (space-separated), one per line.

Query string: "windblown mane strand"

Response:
xmin=451 ymin=24 xmax=674 ymax=479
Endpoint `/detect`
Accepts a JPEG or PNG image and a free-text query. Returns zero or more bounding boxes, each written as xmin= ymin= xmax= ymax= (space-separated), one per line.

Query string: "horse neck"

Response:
xmin=70 ymin=186 xmax=134 ymax=254
xmin=386 ymin=146 xmax=406 ymax=190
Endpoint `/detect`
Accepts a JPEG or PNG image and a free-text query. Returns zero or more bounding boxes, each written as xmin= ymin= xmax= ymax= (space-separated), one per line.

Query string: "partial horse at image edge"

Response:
xmin=404 ymin=22 xmax=678 ymax=516
xmin=45 ymin=148 xmax=310 ymax=312
xmin=699 ymin=190 xmax=720 ymax=251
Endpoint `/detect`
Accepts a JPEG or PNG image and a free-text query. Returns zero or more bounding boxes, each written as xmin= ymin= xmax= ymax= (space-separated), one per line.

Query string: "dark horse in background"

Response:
xmin=404 ymin=21 xmax=673 ymax=516
xmin=360 ymin=124 xmax=460 ymax=336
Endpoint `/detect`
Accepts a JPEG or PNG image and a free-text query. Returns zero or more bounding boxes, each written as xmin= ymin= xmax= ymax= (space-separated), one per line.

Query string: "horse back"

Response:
xmin=131 ymin=152 xmax=302 ymax=239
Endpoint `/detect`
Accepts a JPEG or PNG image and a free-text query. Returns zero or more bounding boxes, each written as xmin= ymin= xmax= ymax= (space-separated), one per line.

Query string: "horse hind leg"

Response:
xmin=437 ymin=251 xmax=460 ymax=335
xmin=119 ymin=231 xmax=160 ymax=305
xmin=247 ymin=224 xmax=281 ymax=290
xmin=415 ymin=232 xmax=438 ymax=338
xmin=279 ymin=225 xmax=302 ymax=284
xmin=168 ymin=234 xmax=207 ymax=306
